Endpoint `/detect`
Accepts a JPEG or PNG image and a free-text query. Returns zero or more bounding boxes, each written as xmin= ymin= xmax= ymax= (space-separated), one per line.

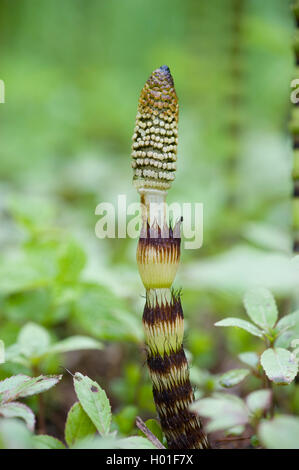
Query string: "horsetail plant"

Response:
xmin=131 ymin=65 xmax=209 ymax=449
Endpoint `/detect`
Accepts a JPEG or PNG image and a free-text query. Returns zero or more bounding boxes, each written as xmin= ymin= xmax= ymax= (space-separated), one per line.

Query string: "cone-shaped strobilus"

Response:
xmin=131 ymin=66 xmax=209 ymax=449
xmin=292 ymin=2 xmax=299 ymax=254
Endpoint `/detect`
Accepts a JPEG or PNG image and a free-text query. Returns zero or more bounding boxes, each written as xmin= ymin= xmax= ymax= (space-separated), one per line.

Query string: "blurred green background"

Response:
xmin=0 ymin=0 xmax=298 ymax=442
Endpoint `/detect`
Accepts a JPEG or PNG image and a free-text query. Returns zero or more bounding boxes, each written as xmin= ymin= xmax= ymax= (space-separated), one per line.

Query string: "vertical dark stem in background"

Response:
xmin=226 ymin=0 xmax=245 ymax=208
xmin=291 ymin=1 xmax=299 ymax=254
xmin=187 ymin=0 xmax=247 ymax=245
xmin=37 ymin=394 xmax=46 ymax=434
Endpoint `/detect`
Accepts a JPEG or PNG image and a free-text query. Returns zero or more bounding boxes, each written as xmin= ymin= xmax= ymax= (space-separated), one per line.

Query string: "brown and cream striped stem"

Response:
xmin=131 ymin=66 xmax=209 ymax=449
xmin=292 ymin=1 xmax=299 ymax=253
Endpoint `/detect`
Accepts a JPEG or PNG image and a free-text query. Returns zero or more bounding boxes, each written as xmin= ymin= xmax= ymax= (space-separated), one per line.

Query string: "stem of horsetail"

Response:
xmin=292 ymin=1 xmax=299 ymax=254
xmin=131 ymin=65 xmax=210 ymax=449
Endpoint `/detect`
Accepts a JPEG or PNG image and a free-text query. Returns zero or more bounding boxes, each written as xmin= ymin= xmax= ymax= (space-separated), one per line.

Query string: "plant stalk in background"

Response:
xmin=131 ymin=66 xmax=209 ymax=449
xmin=292 ymin=1 xmax=299 ymax=254
xmin=225 ymin=0 xmax=245 ymax=207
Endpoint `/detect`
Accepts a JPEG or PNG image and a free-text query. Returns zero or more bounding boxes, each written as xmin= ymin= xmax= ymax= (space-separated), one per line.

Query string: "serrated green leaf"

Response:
xmin=73 ymin=372 xmax=111 ymax=436
xmin=0 ymin=374 xmax=62 ymax=403
xmin=191 ymin=394 xmax=249 ymax=432
xmin=65 ymin=401 xmax=97 ymax=447
xmin=259 ymin=416 xmax=299 ymax=449
xmin=48 ymin=336 xmax=102 ymax=355
xmin=243 ymin=287 xmax=278 ymax=330
xmin=219 ymin=369 xmax=250 ymax=388
xmin=15 ymin=375 xmax=62 ymax=398
xmin=246 ymin=389 xmax=272 ymax=415
xmin=238 ymin=352 xmax=259 ymax=369
xmin=0 ymin=402 xmax=35 ymax=431
xmin=33 ymin=435 xmax=65 ymax=449
xmin=215 ymin=318 xmax=263 ymax=337
xmin=260 ymin=348 xmax=298 ymax=385
xmin=0 ymin=375 xmax=30 ymax=399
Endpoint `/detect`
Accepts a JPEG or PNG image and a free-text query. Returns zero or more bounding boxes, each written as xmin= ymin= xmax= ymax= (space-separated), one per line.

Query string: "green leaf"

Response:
xmin=190 ymin=366 xmax=219 ymax=392
xmin=4 ymin=289 xmax=52 ymax=325
xmin=4 ymin=344 xmax=29 ymax=367
xmin=48 ymin=336 xmax=102 ymax=355
xmin=246 ymin=390 xmax=272 ymax=416
xmin=0 ymin=374 xmax=62 ymax=403
xmin=71 ymin=436 xmax=118 ymax=449
xmin=17 ymin=322 xmax=51 ymax=359
xmin=71 ymin=434 xmax=155 ymax=449
xmin=0 ymin=258 xmax=45 ymax=296
xmin=9 ymin=194 xmax=55 ymax=231
xmin=275 ymin=311 xmax=299 ymax=348
xmin=73 ymin=372 xmax=111 ymax=436
xmin=0 ymin=419 xmax=33 ymax=449
xmin=276 ymin=310 xmax=299 ymax=332
xmin=215 ymin=318 xmax=263 ymax=337
xmin=6 ymin=330 xmax=102 ymax=365
xmin=191 ymin=394 xmax=249 ymax=432
xmin=0 ymin=236 xmax=63 ymax=296
xmin=33 ymin=435 xmax=65 ymax=449
xmin=219 ymin=369 xmax=250 ymax=388
xmin=144 ymin=419 xmax=164 ymax=444
xmin=238 ymin=352 xmax=259 ymax=369
xmin=114 ymin=405 xmax=137 ymax=434
xmin=65 ymin=401 xmax=97 ymax=447
xmin=225 ymin=425 xmax=245 ymax=437
xmin=260 ymin=348 xmax=298 ymax=385
xmin=243 ymin=287 xmax=278 ymax=330
xmin=275 ymin=328 xmax=299 ymax=349
xmin=73 ymin=284 xmax=143 ymax=343
xmin=243 ymin=222 xmax=290 ymax=252
xmin=259 ymin=416 xmax=299 ymax=449
xmin=0 ymin=402 xmax=35 ymax=431
xmin=117 ymin=436 xmax=156 ymax=449
xmin=57 ymin=240 xmax=86 ymax=282
xmin=250 ymin=434 xmax=260 ymax=447
xmin=184 ymin=246 xmax=297 ymax=293
xmin=0 ymin=375 xmax=31 ymax=400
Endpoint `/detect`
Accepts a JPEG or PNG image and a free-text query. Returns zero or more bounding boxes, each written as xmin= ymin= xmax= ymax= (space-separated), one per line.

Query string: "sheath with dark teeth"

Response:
xmin=131 ymin=65 xmax=209 ymax=449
